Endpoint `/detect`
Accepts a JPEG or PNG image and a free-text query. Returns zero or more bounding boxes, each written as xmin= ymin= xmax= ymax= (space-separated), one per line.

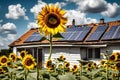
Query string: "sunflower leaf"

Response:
xmin=40 ymin=37 xmax=47 ymax=41
xmin=53 ymin=33 xmax=63 ymax=38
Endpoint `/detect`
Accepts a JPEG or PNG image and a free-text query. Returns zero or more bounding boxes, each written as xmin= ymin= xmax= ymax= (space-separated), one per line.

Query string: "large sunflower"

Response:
xmin=9 ymin=53 xmax=17 ymax=62
xmin=37 ymin=4 xmax=67 ymax=36
xmin=22 ymin=54 xmax=36 ymax=70
xmin=0 ymin=56 xmax=8 ymax=66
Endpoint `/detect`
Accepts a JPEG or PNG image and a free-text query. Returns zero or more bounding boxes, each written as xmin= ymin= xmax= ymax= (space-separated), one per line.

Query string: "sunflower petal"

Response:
xmin=54 ymin=4 xmax=60 ymax=13
xmin=49 ymin=4 xmax=54 ymax=12
xmin=59 ymin=10 xmax=66 ymax=16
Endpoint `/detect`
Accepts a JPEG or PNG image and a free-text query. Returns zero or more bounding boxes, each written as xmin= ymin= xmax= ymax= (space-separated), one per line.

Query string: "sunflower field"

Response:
xmin=1 ymin=3 xmax=120 ymax=80
xmin=0 ymin=50 xmax=120 ymax=80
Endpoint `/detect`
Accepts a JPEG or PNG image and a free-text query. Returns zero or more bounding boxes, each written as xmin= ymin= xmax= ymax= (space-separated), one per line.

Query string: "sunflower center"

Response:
xmin=110 ymin=55 xmax=115 ymax=60
xmin=116 ymin=63 xmax=120 ymax=68
xmin=25 ymin=58 xmax=33 ymax=66
xmin=1 ymin=58 xmax=7 ymax=63
xmin=0 ymin=69 xmax=2 ymax=72
xmin=11 ymin=55 xmax=15 ymax=60
xmin=45 ymin=13 xmax=60 ymax=28
xmin=65 ymin=63 xmax=70 ymax=67
xmin=73 ymin=65 xmax=77 ymax=69
xmin=21 ymin=53 xmax=25 ymax=58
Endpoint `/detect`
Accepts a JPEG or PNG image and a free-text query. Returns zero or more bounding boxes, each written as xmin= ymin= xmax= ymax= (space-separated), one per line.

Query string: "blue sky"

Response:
xmin=0 ymin=0 xmax=120 ymax=49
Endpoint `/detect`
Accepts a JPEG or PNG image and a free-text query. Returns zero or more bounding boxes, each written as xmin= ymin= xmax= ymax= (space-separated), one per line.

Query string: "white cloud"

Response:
xmin=66 ymin=0 xmax=107 ymax=13
xmin=66 ymin=10 xmax=97 ymax=25
xmin=27 ymin=22 xmax=38 ymax=29
xmin=5 ymin=4 xmax=29 ymax=20
xmin=2 ymin=22 xmax=16 ymax=30
xmin=55 ymin=2 xmax=67 ymax=7
xmin=0 ymin=40 xmax=4 ymax=47
xmin=7 ymin=34 xmax=16 ymax=40
xmin=0 ymin=22 xmax=17 ymax=37
xmin=30 ymin=1 xmax=46 ymax=17
xmin=30 ymin=1 xmax=67 ymax=18
xmin=0 ymin=23 xmax=17 ymax=49
xmin=101 ymin=3 xmax=120 ymax=18
xmin=66 ymin=0 xmax=120 ymax=17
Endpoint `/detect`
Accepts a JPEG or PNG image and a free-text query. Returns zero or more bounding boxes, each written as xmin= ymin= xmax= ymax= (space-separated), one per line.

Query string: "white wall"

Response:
xmin=43 ymin=47 xmax=81 ymax=67
xmin=101 ymin=45 xmax=120 ymax=55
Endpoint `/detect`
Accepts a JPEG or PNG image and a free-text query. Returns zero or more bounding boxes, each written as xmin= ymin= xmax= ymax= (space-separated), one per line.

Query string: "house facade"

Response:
xmin=9 ymin=19 xmax=120 ymax=67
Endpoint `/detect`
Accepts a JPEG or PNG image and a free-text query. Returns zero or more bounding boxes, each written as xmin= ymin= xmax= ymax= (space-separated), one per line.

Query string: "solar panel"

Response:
xmin=61 ymin=32 xmax=72 ymax=40
xmin=87 ymin=26 xmax=108 ymax=41
xmin=60 ymin=26 xmax=92 ymax=41
xmin=102 ymin=26 xmax=120 ymax=40
xmin=25 ymin=32 xmax=43 ymax=42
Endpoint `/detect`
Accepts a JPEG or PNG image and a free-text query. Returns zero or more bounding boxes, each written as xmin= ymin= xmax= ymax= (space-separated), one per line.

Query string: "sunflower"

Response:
xmin=64 ymin=62 xmax=70 ymax=68
xmin=59 ymin=55 xmax=66 ymax=61
xmin=109 ymin=53 xmax=117 ymax=62
xmin=100 ymin=59 xmax=106 ymax=65
xmin=72 ymin=65 xmax=78 ymax=73
xmin=37 ymin=4 xmax=67 ymax=36
xmin=6 ymin=62 xmax=12 ymax=67
xmin=116 ymin=52 xmax=120 ymax=61
xmin=22 ymin=54 xmax=36 ymax=70
xmin=9 ymin=53 xmax=17 ymax=62
xmin=115 ymin=62 xmax=120 ymax=71
xmin=46 ymin=59 xmax=52 ymax=68
xmin=58 ymin=64 xmax=63 ymax=69
xmin=0 ymin=67 xmax=5 ymax=74
xmin=85 ymin=67 xmax=91 ymax=71
xmin=20 ymin=50 xmax=28 ymax=59
xmin=92 ymin=62 xmax=97 ymax=68
xmin=0 ymin=56 xmax=8 ymax=66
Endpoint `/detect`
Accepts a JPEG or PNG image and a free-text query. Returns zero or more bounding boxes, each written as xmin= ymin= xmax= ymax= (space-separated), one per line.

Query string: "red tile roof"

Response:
xmin=9 ymin=20 xmax=120 ymax=47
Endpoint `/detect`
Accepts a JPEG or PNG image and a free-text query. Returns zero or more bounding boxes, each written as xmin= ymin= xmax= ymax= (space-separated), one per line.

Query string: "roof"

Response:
xmin=9 ymin=19 xmax=120 ymax=47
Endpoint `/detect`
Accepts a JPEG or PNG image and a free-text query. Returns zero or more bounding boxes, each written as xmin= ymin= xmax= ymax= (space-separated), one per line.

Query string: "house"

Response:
xmin=9 ymin=18 xmax=120 ymax=67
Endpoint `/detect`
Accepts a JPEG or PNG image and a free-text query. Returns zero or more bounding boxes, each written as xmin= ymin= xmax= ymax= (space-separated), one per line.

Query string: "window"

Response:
xmin=17 ymin=47 xmax=43 ymax=67
xmin=87 ymin=48 xmax=100 ymax=59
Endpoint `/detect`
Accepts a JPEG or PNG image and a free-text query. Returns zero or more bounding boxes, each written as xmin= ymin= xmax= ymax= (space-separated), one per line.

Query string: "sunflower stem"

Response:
xmin=106 ymin=60 xmax=108 ymax=80
xmin=10 ymin=72 xmax=13 ymax=80
xmin=24 ymin=69 xmax=28 ymax=80
xmin=48 ymin=34 xmax=53 ymax=60
xmin=118 ymin=71 xmax=120 ymax=80
xmin=37 ymin=65 xmax=39 ymax=80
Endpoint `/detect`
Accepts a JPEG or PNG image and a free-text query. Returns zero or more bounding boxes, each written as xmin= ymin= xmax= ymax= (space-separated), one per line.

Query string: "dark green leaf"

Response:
xmin=40 ymin=37 xmax=47 ymax=41
xmin=53 ymin=33 xmax=63 ymax=38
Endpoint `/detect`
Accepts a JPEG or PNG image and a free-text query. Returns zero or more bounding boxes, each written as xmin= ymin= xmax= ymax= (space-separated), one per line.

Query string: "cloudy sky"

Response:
xmin=0 ymin=0 xmax=120 ymax=49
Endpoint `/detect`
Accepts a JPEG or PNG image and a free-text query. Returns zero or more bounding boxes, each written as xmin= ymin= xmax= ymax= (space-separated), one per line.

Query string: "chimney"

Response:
xmin=72 ymin=19 xmax=75 ymax=26
xmin=100 ymin=18 xmax=104 ymax=24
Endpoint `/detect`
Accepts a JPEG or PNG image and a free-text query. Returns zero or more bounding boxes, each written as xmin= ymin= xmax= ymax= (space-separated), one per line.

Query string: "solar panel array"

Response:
xmin=25 ymin=32 xmax=43 ymax=42
xmin=60 ymin=26 xmax=92 ymax=41
xmin=87 ymin=26 xmax=108 ymax=41
xmin=102 ymin=26 xmax=120 ymax=40
xmin=24 ymin=25 xmax=120 ymax=43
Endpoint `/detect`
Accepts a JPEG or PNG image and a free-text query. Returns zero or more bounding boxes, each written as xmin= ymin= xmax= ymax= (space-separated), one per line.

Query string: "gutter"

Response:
xmin=14 ymin=44 xmax=107 ymax=48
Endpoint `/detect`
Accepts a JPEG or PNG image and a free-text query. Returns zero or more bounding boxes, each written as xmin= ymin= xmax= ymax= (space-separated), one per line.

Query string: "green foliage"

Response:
xmin=1 ymin=51 xmax=120 ymax=80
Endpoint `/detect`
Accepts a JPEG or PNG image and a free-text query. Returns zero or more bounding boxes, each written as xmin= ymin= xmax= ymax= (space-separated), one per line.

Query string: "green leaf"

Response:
xmin=59 ymin=73 xmax=76 ymax=80
xmin=50 ymin=76 xmax=57 ymax=80
xmin=53 ymin=33 xmax=63 ymax=38
xmin=27 ymin=72 xmax=37 ymax=80
xmin=80 ymin=76 xmax=90 ymax=80
xmin=40 ymin=37 xmax=47 ymax=41
xmin=93 ymin=77 xmax=103 ymax=80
